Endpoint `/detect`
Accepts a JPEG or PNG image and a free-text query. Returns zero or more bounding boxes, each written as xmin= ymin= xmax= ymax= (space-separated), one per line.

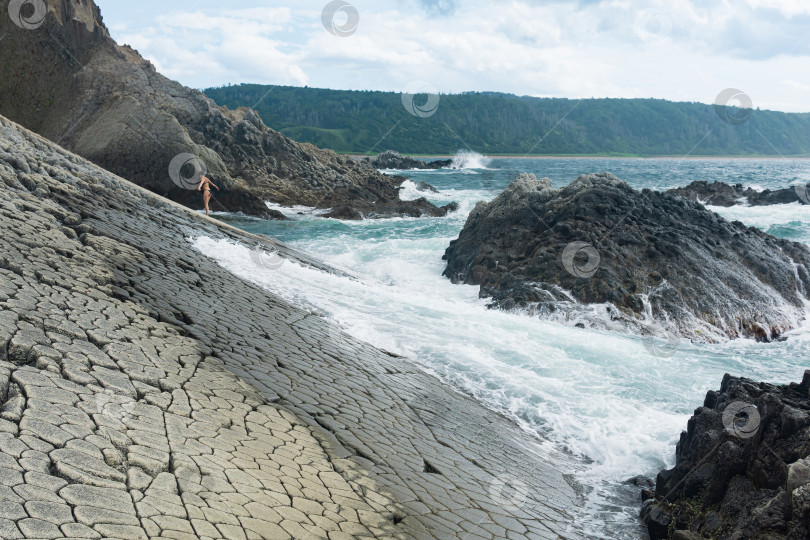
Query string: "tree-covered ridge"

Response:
xmin=203 ymin=84 xmax=810 ymax=156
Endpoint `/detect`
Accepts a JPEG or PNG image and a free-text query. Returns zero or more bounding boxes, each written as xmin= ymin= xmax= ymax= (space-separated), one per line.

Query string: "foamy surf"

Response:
xmin=190 ymin=233 xmax=724 ymax=539
xmin=449 ymin=149 xmax=493 ymax=170
xmin=204 ymin=157 xmax=810 ymax=539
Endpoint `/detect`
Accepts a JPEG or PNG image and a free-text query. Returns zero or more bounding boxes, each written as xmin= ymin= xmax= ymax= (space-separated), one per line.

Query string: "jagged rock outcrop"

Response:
xmin=443 ymin=172 xmax=810 ymax=342
xmin=642 ymin=372 xmax=810 ymax=540
xmin=0 ymin=115 xmax=582 ymax=538
xmin=363 ymin=150 xmax=452 ymax=170
xmin=668 ymin=181 xmax=810 ymax=207
xmin=0 ymin=0 xmax=448 ymax=219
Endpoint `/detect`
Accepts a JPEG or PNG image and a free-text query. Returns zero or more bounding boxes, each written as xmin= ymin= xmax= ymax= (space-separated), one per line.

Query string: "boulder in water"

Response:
xmin=414 ymin=181 xmax=440 ymax=193
xmin=364 ymin=150 xmax=451 ymax=170
xmin=323 ymin=197 xmax=457 ymax=220
xmin=443 ymin=172 xmax=810 ymax=342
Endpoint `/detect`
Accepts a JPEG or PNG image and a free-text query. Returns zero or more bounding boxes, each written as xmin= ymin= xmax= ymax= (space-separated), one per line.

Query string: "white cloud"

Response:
xmin=782 ymin=79 xmax=810 ymax=92
xmin=99 ymin=0 xmax=810 ymax=112
xmin=744 ymin=0 xmax=810 ymax=16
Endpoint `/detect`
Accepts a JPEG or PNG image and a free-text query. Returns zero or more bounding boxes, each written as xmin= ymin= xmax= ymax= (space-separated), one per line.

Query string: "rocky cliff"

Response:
xmin=443 ymin=172 xmax=810 ymax=342
xmin=0 ymin=114 xmax=582 ymax=539
xmin=642 ymin=372 xmax=810 ymax=540
xmin=0 ymin=0 xmax=448 ymax=219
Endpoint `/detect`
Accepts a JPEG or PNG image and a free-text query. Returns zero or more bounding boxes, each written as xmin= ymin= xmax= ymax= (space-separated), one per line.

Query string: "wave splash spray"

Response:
xmin=449 ymin=149 xmax=492 ymax=170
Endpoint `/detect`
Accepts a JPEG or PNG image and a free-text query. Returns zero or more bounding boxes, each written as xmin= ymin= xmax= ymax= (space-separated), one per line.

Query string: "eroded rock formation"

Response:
xmin=642 ymin=372 xmax=810 ymax=540
xmin=443 ymin=172 xmax=810 ymax=342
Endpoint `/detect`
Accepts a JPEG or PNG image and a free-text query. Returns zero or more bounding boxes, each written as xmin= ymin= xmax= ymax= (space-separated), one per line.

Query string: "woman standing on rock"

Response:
xmin=197 ymin=173 xmax=219 ymax=216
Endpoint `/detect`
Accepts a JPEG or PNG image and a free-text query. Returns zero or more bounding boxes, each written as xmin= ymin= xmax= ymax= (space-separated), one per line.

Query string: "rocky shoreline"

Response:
xmin=642 ymin=372 xmax=810 ymax=540
xmin=0 ymin=0 xmax=447 ymax=221
xmin=443 ymin=172 xmax=810 ymax=342
xmin=361 ymin=151 xmax=452 ymax=171
xmin=667 ymin=181 xmax=810 ymax=207
xmin=0 ymin=115 xmax=584 ymax=538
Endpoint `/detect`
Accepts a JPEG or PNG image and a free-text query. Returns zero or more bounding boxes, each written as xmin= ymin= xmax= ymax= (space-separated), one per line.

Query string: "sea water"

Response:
xmin=193 ymin=154 xmax=810 ymax=539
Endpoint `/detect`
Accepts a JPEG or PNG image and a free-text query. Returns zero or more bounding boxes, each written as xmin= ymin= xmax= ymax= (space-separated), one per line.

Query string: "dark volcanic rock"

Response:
xmin=323 ymin=197 xmax=456 ymax=220
xmin=443 ymin=172 xmax=810 ymax=341
xmin=442 ymin=202 xmax=460 ymax=213
xmin=0 ymin=1 xmax=445 ymax=220
xmin=414 ymin=181 xmax=440 ymax=193
xmin=364 ymin=150 xmax=452 ymax=170
xmin=668 ymin=181 xmax=810 ymax=207
xmin=643 ymin=372 xmax=810 ymax=540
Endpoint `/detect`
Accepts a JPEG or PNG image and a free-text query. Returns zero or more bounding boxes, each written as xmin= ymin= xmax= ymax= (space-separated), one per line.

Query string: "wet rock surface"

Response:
xmin=667 ymin=181 xmax=810 ymax=207
xmin=0 ymin=0 xmax=445 ymax=220
xmin=642 ymin=372 xmax=810 ymax=540
xmin=0 ymin=115 xmax=582 ymax=538
xmin=362 ymin=151 xmax=452 ymax=171
xmin=443 ymin=172 xmax=810 ymax=342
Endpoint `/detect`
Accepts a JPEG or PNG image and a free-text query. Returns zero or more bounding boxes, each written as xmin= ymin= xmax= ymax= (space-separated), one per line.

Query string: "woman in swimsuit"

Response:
xmin=197 ymin=173 xmax=219 ymax=216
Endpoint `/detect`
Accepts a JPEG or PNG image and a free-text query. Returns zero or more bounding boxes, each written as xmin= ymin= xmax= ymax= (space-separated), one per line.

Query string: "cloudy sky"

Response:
xmin=95 ymin=0 xmax=810 ymax=112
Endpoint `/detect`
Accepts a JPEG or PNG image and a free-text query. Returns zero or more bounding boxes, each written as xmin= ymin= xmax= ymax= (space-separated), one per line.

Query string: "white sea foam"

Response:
xmin=264 ymin=201 xmax=331 ymax=218
xmin=708 ymin=201 xmax=809 ymax=232
xmin=449 ymin=149 xmax=493 ymax=170
xmin=192 ymin=167 xmax=810 ymax=539
xmin=398 ymin=179 xmax=433 ymax=201
xmin=191 ymin=233 xmax=733 ymax=538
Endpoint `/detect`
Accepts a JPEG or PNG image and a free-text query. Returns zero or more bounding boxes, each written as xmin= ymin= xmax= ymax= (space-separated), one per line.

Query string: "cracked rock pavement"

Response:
xmin=0 ymin=115 xmax=581 ymax=539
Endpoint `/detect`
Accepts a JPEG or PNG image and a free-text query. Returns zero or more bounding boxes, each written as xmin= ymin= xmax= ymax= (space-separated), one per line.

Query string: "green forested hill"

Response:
xmin=203 ymin=84 xmax=810 ymax=156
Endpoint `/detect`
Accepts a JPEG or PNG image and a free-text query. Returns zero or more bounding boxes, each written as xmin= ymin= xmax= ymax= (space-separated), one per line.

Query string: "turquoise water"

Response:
xmin=195 ymin=155 xmax=810 ymax=539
